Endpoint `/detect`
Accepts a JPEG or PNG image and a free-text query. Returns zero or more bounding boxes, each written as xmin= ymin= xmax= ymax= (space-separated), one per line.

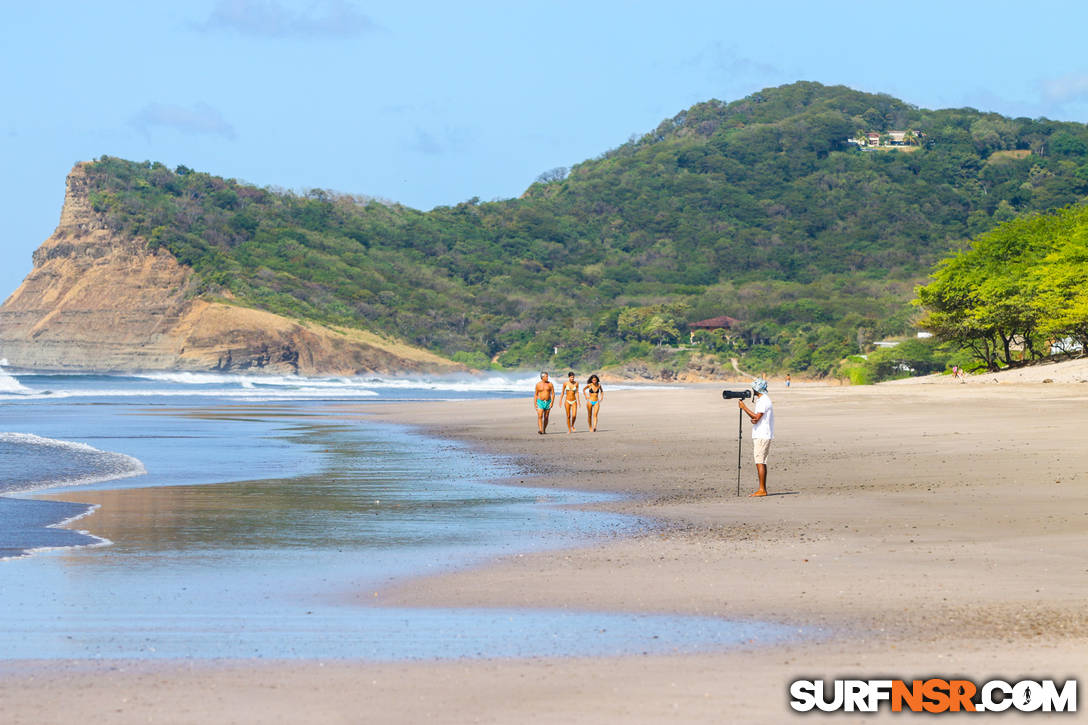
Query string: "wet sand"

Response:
xmin=3 ymin=383 xmax=1087 ymax=723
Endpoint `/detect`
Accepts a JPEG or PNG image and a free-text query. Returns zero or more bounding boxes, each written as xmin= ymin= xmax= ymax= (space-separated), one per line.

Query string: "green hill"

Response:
xmin=77 ymin=82 xmax=1088 ymax=375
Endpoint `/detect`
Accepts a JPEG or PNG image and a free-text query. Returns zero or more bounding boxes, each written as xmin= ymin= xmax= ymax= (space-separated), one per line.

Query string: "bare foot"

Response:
xmin=749 ymin=490 xmax=767 ymax=497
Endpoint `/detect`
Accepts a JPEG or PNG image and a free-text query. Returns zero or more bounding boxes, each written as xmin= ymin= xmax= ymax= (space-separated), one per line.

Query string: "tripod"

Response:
xmin=735 ymin=407 xmax=743 ymax=496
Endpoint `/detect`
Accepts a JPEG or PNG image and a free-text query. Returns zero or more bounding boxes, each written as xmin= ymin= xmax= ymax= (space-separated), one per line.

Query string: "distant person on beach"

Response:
xmin=534 ymin=372 xmax=555 ymax=435
xmin=738 ymin=377 xmax=774 ymax=497
xmin=584 ymin=374 xmax=603 ymax=432
xmin=785 ymin=374 xmax=791 ymax=388
xmin=561 ymin=371 xmax=580 ymax=433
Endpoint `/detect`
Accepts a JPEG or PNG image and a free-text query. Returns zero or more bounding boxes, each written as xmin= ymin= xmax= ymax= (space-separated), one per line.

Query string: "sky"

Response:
xmin=3 ymin=0 xmax=1088 ymax=298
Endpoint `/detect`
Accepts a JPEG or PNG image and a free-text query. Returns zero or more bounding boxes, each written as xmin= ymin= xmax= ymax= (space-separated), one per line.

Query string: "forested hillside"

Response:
xmin=78 ymin=82 xmax=1088 ymax=375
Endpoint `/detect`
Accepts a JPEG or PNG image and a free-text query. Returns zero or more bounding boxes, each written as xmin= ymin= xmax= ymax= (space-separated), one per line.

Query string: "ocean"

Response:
xmin=0 ymin=366 xmax=792 ymax=659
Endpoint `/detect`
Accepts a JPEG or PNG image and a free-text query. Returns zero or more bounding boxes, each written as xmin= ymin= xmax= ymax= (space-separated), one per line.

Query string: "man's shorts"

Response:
xmin=536 ymin=399 xmax=552 ymax=411
xmin=753 ymin=437 xmax=772 ymax=464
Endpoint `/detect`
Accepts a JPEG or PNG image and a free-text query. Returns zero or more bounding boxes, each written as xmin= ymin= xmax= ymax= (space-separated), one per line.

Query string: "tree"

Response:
xmin=917 ymin=205 xmax=1088 ymax=369
xmin=1048 ymin=131 xmax=1088 ymax=159
xmin=643 ymin=315 xmax=679 ymax=346
xmin=992 ymin=199 xmax=1016 ymax=223
xmin=1026 ymin=221 xmax=1088 ymax=352
xmin=535 ymin=167 xmax=569 ymax=183
xmin=862 ymin=107 xmax=884 ymax=130
xmin=617 ymin=307 xmax=652 ymax=340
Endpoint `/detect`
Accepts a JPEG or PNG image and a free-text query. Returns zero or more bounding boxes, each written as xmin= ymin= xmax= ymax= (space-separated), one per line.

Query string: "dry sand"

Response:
xmin=888 ymin=355 xmax=1088 ymax=385
xmin=2 ymin=382 xmax=1087 ymax=723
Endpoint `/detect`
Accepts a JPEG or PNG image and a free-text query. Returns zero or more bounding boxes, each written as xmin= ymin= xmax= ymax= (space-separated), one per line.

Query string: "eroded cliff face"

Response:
xmin=0 ymin=164 xmax=459 ymax=375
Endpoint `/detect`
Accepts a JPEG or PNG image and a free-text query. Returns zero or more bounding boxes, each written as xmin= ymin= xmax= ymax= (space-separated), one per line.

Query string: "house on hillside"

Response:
xmin=688 ymin=315 xmax=742 ymax=345
xmin=848 ymin=130 xmax=920 ymax=148
xmin=690 ymin=315 xmax=741 ymax=331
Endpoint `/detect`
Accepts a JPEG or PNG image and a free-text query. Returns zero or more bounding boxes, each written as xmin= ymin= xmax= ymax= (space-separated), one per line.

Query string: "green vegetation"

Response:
xmin=841 ymin=338 xmax=971 ymax=384
xmin=916 ymin=204 xmax=1088 ymax=370
xmin=79 ymin=82 xmax=1088 ymax=376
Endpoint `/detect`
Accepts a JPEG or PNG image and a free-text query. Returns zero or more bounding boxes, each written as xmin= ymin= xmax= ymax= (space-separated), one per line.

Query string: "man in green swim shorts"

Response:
xmin=534 ymin=371 xmax=555 ymax=435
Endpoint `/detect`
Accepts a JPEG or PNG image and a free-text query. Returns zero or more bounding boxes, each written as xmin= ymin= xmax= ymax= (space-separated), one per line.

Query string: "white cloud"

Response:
xmin=130 ymin=102 xmax=237 ymax=139
xmin=675 ymin=42 xmax=783 ymax=85
xmin=406 ymin=126 xmax=473 ymax=156
xmin=194 ymin=0 xmax=376 ymax=38
xmin=1041 ymin=72 xmax=1088 ymax=103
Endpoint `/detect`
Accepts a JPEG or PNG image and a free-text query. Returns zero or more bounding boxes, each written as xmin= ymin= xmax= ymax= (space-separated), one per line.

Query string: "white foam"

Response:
xmin=0 ymin=432 xmax=147 ymax=494
xmin=135 ymin=370 xmax=538 ymax=390
xmin=0 ymin=370 xmax=681 ymax=401
xmin=353 ymin=374 xmax=540 ymax=392
xmin=0 ymin=387 xmax=382 ymax=401
xmin=0 ymin=503 xmax=113 ymax=561
xmin=0 ymin=366 xmax=32 ymax=395
xmin=607 ymin=384 xmax=681 ymax=391
xmin=135 ymin=371 xmax=263 ymax=385
xmin=134 ymin=371 xmax=543 ymax=393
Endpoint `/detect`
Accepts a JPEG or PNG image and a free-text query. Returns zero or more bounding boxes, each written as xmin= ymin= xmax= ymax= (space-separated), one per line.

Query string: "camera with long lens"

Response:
xmin=722 ymin=389 xmax=752 ymax=400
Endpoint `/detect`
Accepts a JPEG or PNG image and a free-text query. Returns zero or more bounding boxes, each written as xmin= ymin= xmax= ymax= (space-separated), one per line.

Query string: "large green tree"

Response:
xmin=917 ymin=205 xmax=1088 ymax=369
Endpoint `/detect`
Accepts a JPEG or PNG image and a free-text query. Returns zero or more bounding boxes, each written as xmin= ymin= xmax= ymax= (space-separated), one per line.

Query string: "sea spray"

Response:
xmin=0 ymin=365 xmax=32 ymax=395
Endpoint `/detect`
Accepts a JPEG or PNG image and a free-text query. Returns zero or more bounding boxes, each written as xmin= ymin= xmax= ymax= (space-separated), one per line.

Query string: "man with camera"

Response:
xmin=738 ymin=378 xmax=774 ymax=496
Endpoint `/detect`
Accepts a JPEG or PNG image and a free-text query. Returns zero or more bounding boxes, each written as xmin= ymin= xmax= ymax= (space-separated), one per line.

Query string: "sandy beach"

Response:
xmin=2 ymin=379 xmax=1087 ymax=723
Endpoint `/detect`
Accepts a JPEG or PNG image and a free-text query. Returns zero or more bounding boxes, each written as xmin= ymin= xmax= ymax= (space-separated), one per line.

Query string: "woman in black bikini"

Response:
xmin=583 ymin=374 xmax=603 ymax=432
xmin=561 ymin=371 xmax=580 ymax=433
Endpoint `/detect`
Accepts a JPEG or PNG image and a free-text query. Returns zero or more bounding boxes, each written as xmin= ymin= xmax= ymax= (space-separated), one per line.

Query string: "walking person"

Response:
xmin=584 ymin=374 xmax=603 ymax=432
xmin=738 ymin=378 xmax=774 ymax=496
xmin=534 ymin=372 xmax=555 ymax=435
xmin=561 ymin=371 xmax=580 ymax=433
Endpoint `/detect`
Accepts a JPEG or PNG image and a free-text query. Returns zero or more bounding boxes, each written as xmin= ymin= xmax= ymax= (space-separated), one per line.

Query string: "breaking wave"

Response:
xmin=0 ymin=370 xmax=677 ymax=401
xmin=0 ymin=366 xmax=32 ymax=396
xmin=133 ymin=371 xmax=542 ymax=392
xmin=0 ymin=432 xmax=147 ymax=495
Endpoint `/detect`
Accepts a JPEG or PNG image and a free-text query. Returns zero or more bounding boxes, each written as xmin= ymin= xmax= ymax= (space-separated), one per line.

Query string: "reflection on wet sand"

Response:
xmin=40 ymin=470 xmax=549 ymax=555
xmin=17 ymin=413 xmax=627 ymax=575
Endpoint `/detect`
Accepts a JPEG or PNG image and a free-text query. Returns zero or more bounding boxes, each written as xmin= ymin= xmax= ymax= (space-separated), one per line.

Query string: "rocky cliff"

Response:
xmin=0 ymin=164 xmax=459 ymax=375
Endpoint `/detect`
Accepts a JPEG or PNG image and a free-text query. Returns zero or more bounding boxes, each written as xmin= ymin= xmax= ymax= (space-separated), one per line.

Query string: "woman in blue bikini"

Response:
xmin=583 ymin=374 xmax=603 ymax=432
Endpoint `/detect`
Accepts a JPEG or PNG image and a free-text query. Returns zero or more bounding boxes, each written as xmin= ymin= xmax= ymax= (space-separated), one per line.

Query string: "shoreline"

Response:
xmin=361 ymin=386 xmax=1088 ymax=630
xmin=2 ymin=384 xmax=1086 ymax=722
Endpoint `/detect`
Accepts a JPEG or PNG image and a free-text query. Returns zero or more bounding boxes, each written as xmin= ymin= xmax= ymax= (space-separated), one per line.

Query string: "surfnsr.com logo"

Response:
xmin=790 ymin=679 xmax=1077 ymax=713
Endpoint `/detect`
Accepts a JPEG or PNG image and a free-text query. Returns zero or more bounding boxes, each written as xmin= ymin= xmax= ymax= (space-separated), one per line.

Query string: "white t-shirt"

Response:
xmin=752 ymin=394 xmax=774 ymax=439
